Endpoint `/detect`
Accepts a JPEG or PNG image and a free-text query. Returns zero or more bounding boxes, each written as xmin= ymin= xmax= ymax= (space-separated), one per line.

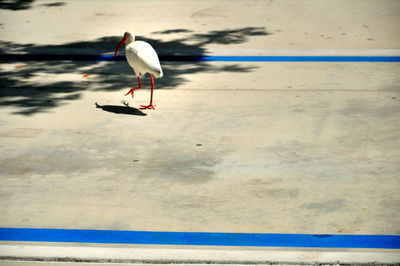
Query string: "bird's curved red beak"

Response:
xmin=114 ymin=35 xmax=127 ymax=57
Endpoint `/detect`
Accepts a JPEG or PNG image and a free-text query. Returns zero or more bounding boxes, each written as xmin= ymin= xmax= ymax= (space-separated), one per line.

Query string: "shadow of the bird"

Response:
xmin=95 ymin=102 xmax=147 ymax=116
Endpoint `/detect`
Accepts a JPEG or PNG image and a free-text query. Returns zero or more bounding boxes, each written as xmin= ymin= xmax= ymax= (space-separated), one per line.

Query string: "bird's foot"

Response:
xmin=121 ymin=100 xmax=129 ymax=107
xmin=140 ymin=104 xmax=156 ymax=110
xmin=124 ymin=87 xmax=141 ymax=98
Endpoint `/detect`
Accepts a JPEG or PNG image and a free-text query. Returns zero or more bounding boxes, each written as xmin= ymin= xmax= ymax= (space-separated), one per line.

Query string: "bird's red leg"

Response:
xmin=140 ymin=74 xmax=156 ymax=110
xmin=124 ymin=76 xmax=142 ymax=98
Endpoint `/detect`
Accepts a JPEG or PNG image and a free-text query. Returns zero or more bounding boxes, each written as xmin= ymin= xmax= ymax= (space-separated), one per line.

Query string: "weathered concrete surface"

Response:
xmin=0 ymin=60 xmax=399 ymax=235
xmin=1 ymin=0 xmax=400 ymax=50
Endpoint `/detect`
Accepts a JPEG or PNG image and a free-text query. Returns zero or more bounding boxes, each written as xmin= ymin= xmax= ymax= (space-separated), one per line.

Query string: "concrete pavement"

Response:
xmin=1 ymin=0 xmax=400 ymax=49
xmin=1 ymin=0 xmax=400 ymax=264
xmin=0 ymin=78 xmax=400 ymax=234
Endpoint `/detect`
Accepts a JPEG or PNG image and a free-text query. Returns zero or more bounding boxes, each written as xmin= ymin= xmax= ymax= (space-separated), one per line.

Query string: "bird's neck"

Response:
xmin=125 ymin=39 xmax=134 ymax=46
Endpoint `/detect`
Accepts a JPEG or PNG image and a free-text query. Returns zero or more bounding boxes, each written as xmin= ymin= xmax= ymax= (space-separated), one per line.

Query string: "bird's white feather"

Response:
xmin=125 ymin=41 xmax=163 ymax=78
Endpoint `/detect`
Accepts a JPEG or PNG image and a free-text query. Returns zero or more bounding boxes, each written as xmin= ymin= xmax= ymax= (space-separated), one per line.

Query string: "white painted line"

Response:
xmin=6 ymin=48 xmax=399 ymax=57
xmin=0 ymin=245 xmax=399 ymax=264
xmin=161 ymin=48 xmax=400 ymax=57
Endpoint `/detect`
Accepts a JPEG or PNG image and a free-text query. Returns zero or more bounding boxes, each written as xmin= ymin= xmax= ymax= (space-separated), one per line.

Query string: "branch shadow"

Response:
xmin=95 ymin=102 xmax=147 ymax=116
xmin=0 ymin=0 xmax=65 ymax=10
xmin=0 ymin=27 xmax=270 ymax=115
xmin=0 ymin=0 xmax=35 ymax=10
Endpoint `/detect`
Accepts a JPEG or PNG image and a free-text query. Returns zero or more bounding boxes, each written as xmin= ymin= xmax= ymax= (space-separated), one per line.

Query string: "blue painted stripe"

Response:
xmin=1 ymin=54 xmax=400 ymax=62
xmin=200 ymin=56 xmax=400 ymax=62
xmin=0 ymin=228 xmax=399 ymax=249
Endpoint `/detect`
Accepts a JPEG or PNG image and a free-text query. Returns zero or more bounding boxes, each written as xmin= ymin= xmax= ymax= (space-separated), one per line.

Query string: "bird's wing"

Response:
xmin=133 ymin=42 xmax=163 ymax=76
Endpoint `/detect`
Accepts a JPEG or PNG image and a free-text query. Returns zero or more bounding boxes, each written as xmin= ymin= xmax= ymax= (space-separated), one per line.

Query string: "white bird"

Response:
xmin=114 ymin=31 xmax=163 ymax=110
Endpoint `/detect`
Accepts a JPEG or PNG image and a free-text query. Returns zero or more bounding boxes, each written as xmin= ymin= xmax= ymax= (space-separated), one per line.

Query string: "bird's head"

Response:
xmin=114 ymin=31 xmax=135 ymax=57
xmin=124 ymin=31 xmax=135 ymax=42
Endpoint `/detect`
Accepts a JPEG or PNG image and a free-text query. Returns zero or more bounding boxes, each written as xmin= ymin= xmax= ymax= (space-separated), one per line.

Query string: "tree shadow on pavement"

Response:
xmin=0 ymin=0 xmax=66 ymax=10
xmin=0 ymin=0 xmax=35 ymax=10
xmin=0 ymin=27 xmax=270 ymax=115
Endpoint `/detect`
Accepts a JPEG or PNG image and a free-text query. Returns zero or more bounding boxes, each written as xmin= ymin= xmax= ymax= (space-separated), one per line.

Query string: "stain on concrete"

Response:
xmin=191 ymin=7 xmax=226 ymax=18
xmin=0 ymin=128 xmax=43 ymax=138
xmin=244 ymin=178 xmax=283 ymax=186
xmin=379 ymin=198 xmax=400 ymax=212
xmin=162 ymin=195 xmax=225 ymax=212
xmin=341 ymin=99 xmax=400 ymax=119
xmin=0 ymin=156 xmax=34 ymax=175
xmin=0 ymin=143 xmax=126 ymax=177
xmin=139 ymin=146 xmax=223 ymax=183
xmin=300 ymin=199 xmax=345 ymax=212
xmin=0 ymin=191 xmax=13 ymax=200
xmin=254 ymin=189 xmax=299 ymax=199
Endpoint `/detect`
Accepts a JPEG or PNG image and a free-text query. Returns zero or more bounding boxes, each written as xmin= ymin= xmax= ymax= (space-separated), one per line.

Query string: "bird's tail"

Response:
xmin=154 ymin=68 xmax=163 ymax=78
